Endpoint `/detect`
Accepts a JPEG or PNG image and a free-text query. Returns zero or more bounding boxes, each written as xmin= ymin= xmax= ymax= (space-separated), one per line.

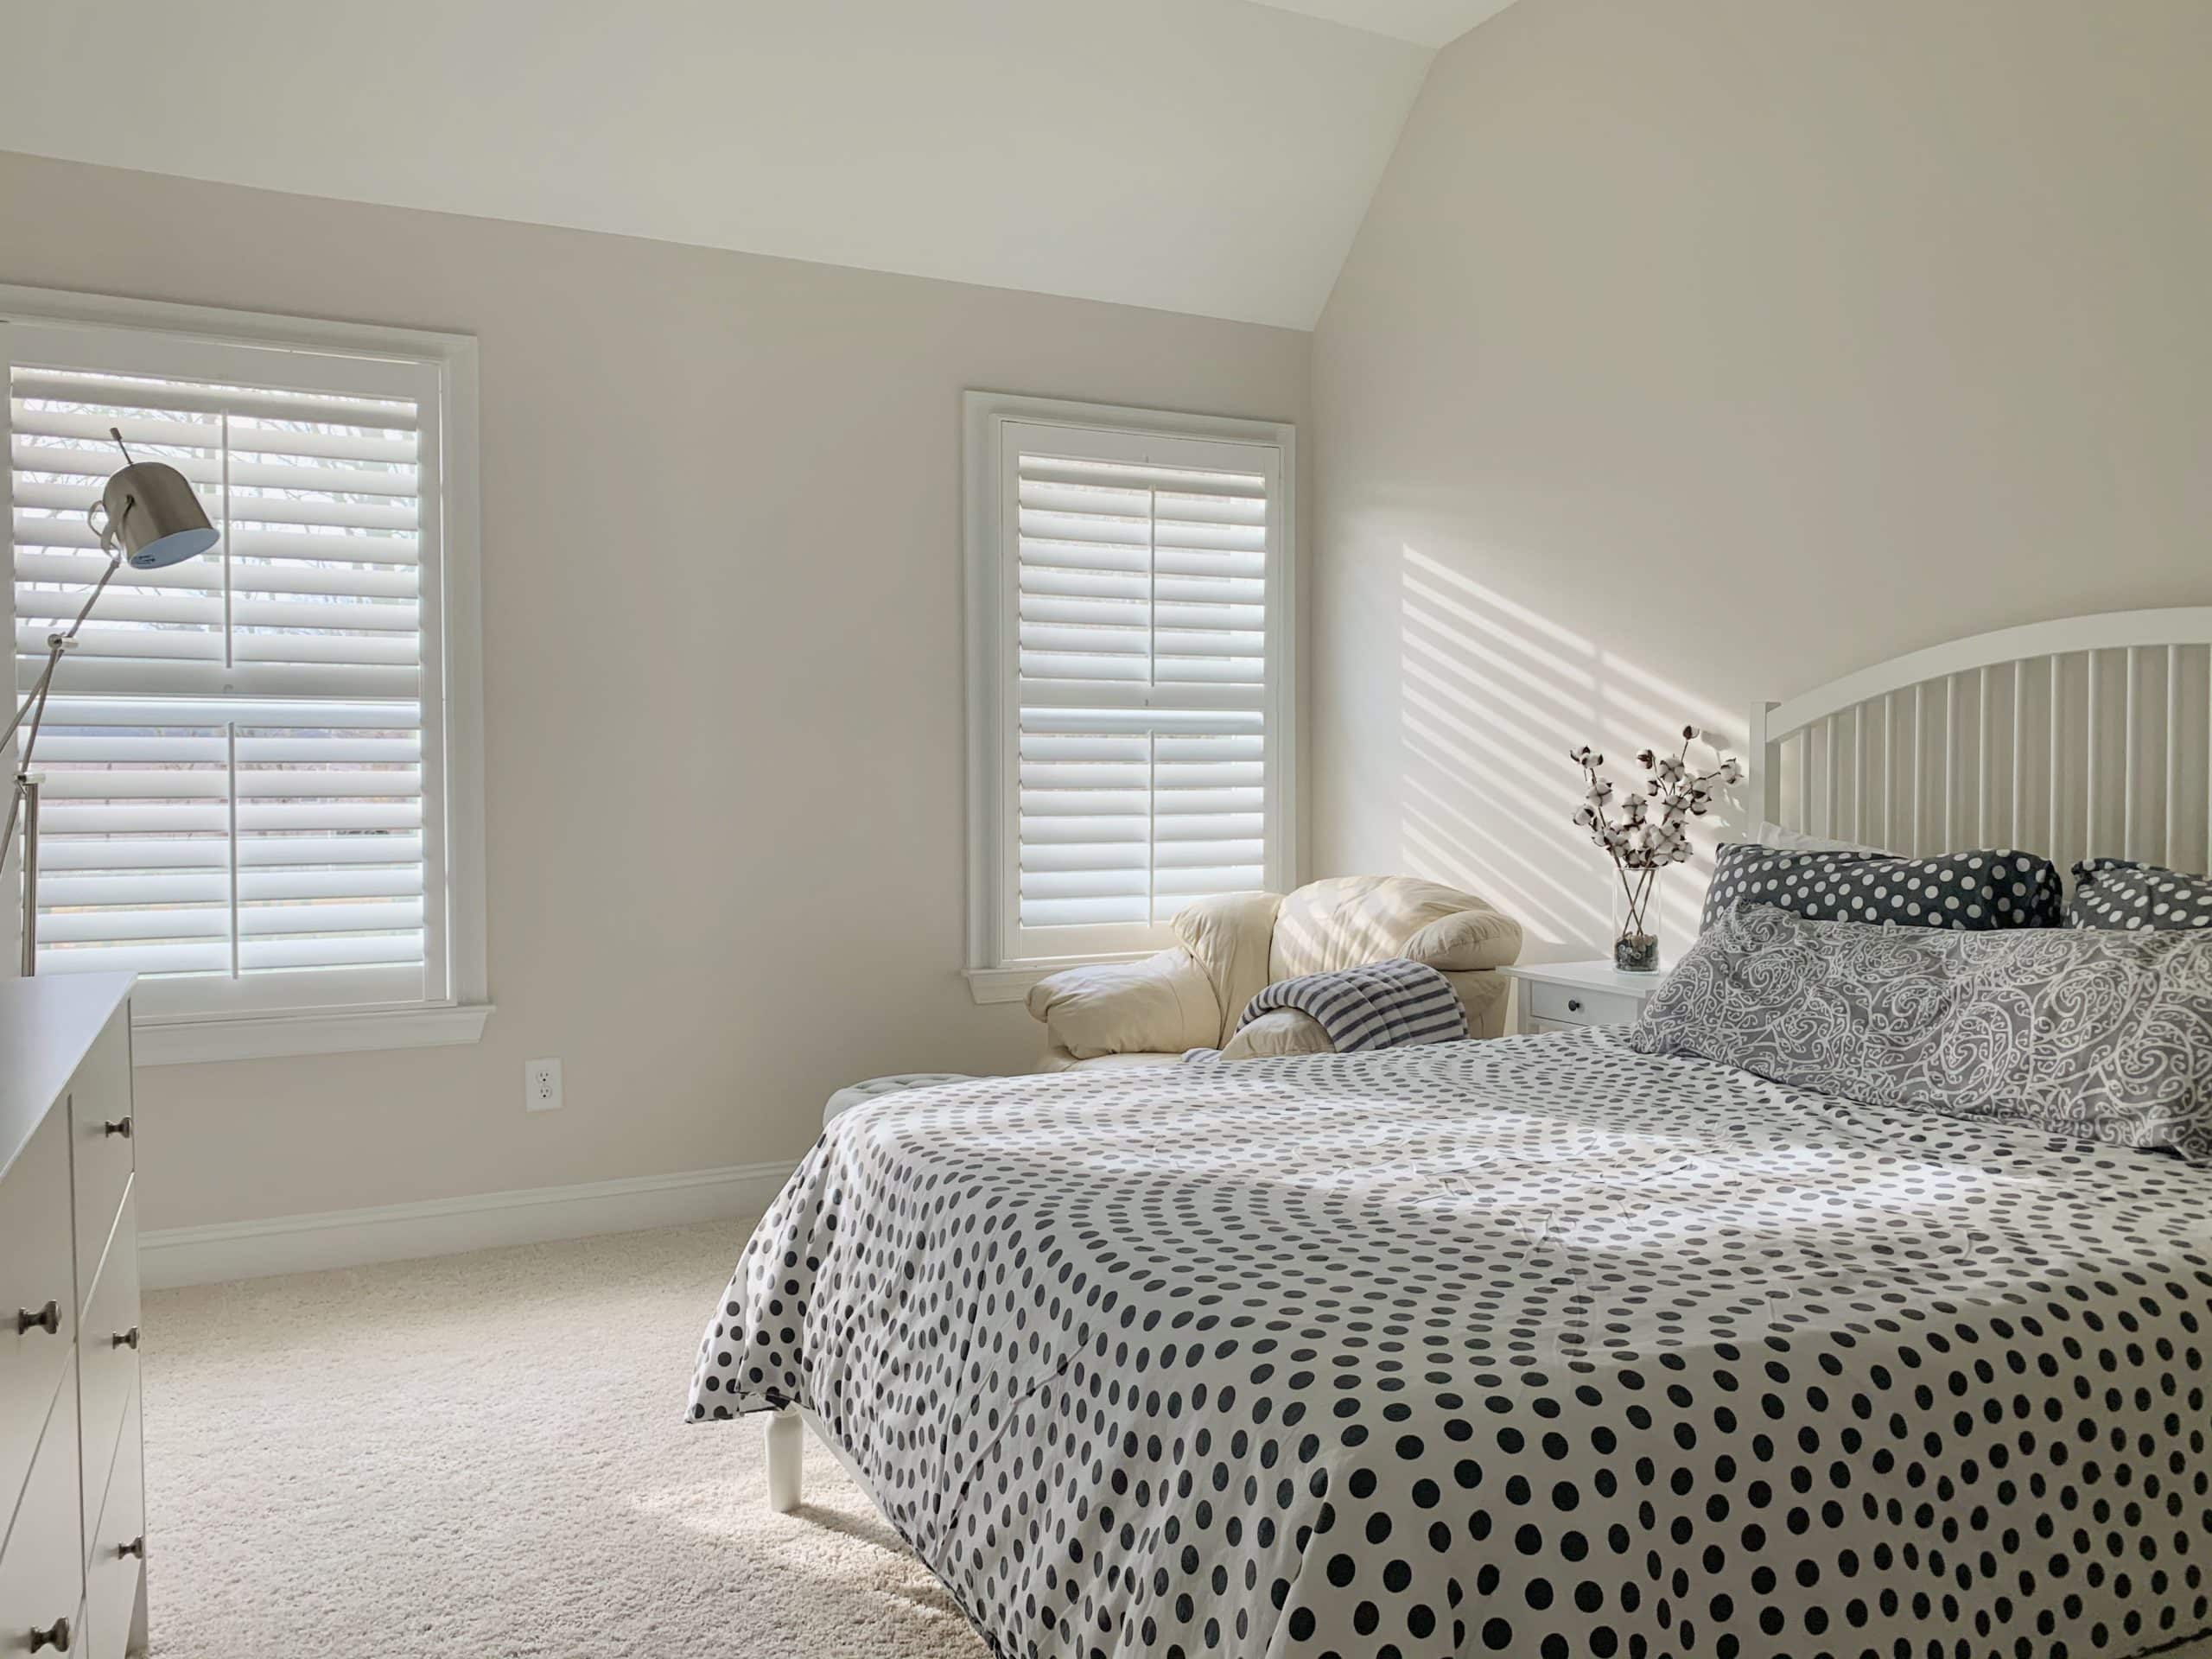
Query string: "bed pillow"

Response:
xmin=1632 ymin=903 xmax=2212 ymax=1160
xmin=2070 ymin=859 xmax=2212 ymax=931
xmin=1701 ymin=842 xmax=2063 ymax=931
xmin=1755 ymin=820 xmax=1890 ymax=855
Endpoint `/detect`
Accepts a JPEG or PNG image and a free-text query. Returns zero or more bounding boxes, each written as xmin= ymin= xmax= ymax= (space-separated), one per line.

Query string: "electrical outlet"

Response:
xmin=524 ymin=1058 xmax=563 ymax=1112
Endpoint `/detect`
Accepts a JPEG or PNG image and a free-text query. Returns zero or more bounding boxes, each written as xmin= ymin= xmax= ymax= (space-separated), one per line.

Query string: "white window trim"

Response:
xmin=962 ymin=391 xmax=1297 ymax=1003
xmin=0 ymin=283 xmax=490 ymax=1063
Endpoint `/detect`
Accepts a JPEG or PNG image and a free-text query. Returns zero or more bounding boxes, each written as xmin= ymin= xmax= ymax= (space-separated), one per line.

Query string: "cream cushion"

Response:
xmin=1272 ymin=875 xmax=1521 ymax=979
xmin=1217 ymin=1007 xmax=1332 ymax=1062
xmin=1027 ymin=875 xmax=1523 ymax=1067
xmin=1024 ymin=949 xmax=1220 ymax=1061
xmin=1173 ymin=892 xmax=1282 ymax=1047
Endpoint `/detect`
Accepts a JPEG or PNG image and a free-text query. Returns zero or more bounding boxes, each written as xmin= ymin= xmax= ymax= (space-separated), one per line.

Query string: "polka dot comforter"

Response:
xmin=689 ymin=1031 xmax=2212 ymax=1659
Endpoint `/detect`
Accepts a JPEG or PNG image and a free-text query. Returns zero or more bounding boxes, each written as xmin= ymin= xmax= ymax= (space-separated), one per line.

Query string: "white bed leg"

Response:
xmin=764 ymin=1407 xmax=804 ymax=1513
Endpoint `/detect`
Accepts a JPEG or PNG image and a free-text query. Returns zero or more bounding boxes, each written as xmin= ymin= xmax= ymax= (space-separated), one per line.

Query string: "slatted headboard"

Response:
xmin=1749 ymin=608 xmax=2212 ymax=878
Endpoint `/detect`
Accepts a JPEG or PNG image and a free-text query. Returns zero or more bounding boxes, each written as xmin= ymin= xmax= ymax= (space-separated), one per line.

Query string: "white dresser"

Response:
xmin=0 ymin=975 xmax=144 ymax=1659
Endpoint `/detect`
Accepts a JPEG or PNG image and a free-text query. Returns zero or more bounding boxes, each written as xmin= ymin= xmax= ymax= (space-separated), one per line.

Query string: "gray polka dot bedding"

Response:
xmin=690 ymin=1033 xmax=2212 ymax=1659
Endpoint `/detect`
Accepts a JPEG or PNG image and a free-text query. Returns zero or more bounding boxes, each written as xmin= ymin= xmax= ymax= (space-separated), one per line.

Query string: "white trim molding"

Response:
xmin=132 ymin=1001 xmax=495 ymax=1066
xmin=139 ymin=1160 xmax=792 ymax=1288
xmin=963 ymin=391 xmax=1298 ymax=1003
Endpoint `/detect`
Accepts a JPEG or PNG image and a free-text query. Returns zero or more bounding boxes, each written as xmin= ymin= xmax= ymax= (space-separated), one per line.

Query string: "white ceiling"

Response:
xmin=1244 ymin=0 xmax=1520 ymax=48
xmin=0 ymin=0 xmax=1508 ymax=330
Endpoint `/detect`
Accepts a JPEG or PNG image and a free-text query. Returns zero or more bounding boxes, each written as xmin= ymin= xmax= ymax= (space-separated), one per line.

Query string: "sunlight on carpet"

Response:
xmin=141 ymin=1222 xmax=986 ymax=1658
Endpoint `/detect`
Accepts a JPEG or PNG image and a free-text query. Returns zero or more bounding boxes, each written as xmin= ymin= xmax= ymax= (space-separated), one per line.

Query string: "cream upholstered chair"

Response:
xmin=1026 ymin=875 xmax=1523 ymax=1071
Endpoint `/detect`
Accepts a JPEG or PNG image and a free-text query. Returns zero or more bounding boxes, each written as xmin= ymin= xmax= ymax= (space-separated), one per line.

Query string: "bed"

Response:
xmin=690 ymin=609 xmax=2212 ymax=1658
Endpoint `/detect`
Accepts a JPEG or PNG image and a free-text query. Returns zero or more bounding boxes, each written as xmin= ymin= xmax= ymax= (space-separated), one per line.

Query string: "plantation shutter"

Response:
xmin=6 ymin=321 xmax=448 ymax=1018
xmin=1000 ymin=419 xmax=1286 ymax=963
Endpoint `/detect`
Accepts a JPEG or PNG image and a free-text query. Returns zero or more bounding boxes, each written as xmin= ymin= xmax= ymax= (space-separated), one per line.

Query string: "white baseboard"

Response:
xmin=139 ymin=1161 xmax=791 ymax=1290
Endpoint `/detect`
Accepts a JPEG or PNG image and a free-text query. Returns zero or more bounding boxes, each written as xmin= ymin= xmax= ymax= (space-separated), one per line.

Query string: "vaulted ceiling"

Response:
xmin=1248 ymin=0 xmax=1520 ymax=48
xmin=0 ymin=0 xmax=1521 ymax=329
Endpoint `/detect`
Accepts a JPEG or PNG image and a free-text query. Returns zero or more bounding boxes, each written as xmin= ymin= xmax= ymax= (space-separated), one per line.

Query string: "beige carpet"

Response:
xmin=142 ymin=1222 xmax=988 ymax=1658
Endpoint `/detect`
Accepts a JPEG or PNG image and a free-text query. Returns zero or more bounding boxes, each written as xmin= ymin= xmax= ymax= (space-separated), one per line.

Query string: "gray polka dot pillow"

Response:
xmin=1701 ymin=841 xmax=2063 ymax=931
xmin=2070 ymin=858 xmax=2212 ymax=931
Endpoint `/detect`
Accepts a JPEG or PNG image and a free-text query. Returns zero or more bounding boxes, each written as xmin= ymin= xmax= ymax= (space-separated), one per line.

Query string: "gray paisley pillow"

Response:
xmin=1631 ymin=903 xmax=2212 ymax=1161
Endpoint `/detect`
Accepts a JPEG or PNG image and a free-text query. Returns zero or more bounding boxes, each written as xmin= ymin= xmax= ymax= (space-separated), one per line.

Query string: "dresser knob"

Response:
xmin=112 ymin=1326 xmax=140 ymax=1351
xmin=104 ymin=1116 xmax=132 ymax=1139
xmin=118 ymin=1535 xmax=146 ymax=1560
xmin=29 ymin=1616 xmax=70 ymax=1653
xmin=16 ymin=1300 xmax=59 ymax=1336
xmin=1567 ymin=998 xmax=1583 ymax=1014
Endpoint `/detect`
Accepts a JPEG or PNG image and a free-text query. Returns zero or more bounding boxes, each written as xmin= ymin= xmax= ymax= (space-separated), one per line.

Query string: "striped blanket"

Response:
xmin=1233 ymin=956 xmax=1467 ymax=1052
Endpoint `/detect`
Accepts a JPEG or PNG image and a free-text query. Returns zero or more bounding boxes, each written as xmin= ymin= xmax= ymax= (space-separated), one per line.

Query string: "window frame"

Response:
xmin=0 ymin=284 xmax=489 ymax=1064
xmin=963 ymin=391 xmax=1297 ymax=1004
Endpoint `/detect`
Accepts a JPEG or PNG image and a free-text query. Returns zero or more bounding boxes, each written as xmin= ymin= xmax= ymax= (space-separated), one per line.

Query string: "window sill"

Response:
xmin=964 ymin=957 xmax=1147 ymax=1006
xmin=133 ymin=1002 xmax=496 ymax=1066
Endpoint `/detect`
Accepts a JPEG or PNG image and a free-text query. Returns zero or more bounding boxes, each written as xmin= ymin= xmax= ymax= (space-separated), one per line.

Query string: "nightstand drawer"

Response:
xmin=1525 ymin=981 xmax=1640 ymax=1028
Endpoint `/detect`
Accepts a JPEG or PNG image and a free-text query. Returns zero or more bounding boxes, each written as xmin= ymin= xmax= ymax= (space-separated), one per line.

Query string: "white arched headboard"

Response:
xmin=1749 ymin=608 xmax=2212 ymax=878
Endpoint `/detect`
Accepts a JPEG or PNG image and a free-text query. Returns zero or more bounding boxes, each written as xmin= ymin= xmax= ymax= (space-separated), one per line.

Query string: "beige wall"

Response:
xmin=1312 ymin=0 xmax=2210 ymax=960
xmin=0 ymin=151 xmax=1311 ymax=1232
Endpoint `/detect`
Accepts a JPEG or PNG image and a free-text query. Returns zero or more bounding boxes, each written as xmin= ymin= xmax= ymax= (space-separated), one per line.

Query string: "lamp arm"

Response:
xmin=0 ymin=641 xmax=64 ymax=760
xmin=57 ymin=543 xmax=125 ymax=643
xmin=3 ymin=544 xmax=124 ymax=887
xmin=3 ymin=547 xmax=118 ymax=756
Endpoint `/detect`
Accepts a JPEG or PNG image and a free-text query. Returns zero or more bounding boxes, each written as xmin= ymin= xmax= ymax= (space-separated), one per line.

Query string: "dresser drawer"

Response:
xmin=68 ymin=1014 xmax=135 ymax=1307
xmin=84 ymin=1385 xmax=143 ymax=1659
xmin=0 ymin=1109 xmax=75 ymax=1520
xmin=1525 ymin=981 xmax=1641 ymax=1028
xmin=0 ymin=1359 xmax=85 ymax=1659
xmin=77 ymin=1189 xmax=139 ymax=1535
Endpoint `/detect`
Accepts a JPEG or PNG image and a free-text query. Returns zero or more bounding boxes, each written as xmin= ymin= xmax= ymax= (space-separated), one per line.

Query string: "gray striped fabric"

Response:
xmin=1236 ymin=957 xmax=1468 ymax=1052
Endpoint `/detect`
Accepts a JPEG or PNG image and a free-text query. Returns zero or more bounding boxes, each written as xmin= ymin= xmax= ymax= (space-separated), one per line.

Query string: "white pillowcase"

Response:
xmin=1755 ymin=819 xmax=1889 ymax=855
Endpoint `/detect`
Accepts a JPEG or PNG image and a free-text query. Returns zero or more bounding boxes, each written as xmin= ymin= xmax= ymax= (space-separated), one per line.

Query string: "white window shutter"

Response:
xmin=983 ymin=412 xmax=1291 ymax=968
xmin=8 ymin=324 xmax=448 ymax=1018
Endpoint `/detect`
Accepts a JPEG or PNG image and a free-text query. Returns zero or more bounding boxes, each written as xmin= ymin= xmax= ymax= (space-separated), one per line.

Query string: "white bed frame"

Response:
xmin=760 ymin=608 xmax=2212 ymax=1659
xmin=1731 ymin=606 xmax=2212 ymax=1659
xmin=1749 ymin=607 xmax=2212 ymax=874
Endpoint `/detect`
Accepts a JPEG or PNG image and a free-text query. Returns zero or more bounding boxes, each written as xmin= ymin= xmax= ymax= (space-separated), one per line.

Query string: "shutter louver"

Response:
xmin=1011 ymin=442 xmax=1276 ymax=946
xmin=10 ymin=357 xmax=433 ymax=1009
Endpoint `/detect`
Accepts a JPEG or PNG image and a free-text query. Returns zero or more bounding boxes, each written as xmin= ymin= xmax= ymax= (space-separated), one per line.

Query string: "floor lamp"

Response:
xmin=3 ymin=429 xmax=218 ymax=974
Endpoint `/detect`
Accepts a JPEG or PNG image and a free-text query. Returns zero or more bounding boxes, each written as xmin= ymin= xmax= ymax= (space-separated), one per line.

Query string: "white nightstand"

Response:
xmin=1498 ymin=961 xmax=1670 ymax=1034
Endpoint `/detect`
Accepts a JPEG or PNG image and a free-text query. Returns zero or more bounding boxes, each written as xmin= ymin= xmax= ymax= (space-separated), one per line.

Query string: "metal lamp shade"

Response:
xmin=95 ymin=461 xmax=218 ymax=569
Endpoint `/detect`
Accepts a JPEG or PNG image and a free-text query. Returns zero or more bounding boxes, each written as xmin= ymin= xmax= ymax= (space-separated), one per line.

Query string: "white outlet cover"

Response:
xmin=524 ymin=1058 xmax=563 ymax=1112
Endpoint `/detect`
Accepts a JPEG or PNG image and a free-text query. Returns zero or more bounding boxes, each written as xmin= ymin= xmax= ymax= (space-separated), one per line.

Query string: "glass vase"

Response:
xmin=1612 ymin=866 xmax=1662 ymax=973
